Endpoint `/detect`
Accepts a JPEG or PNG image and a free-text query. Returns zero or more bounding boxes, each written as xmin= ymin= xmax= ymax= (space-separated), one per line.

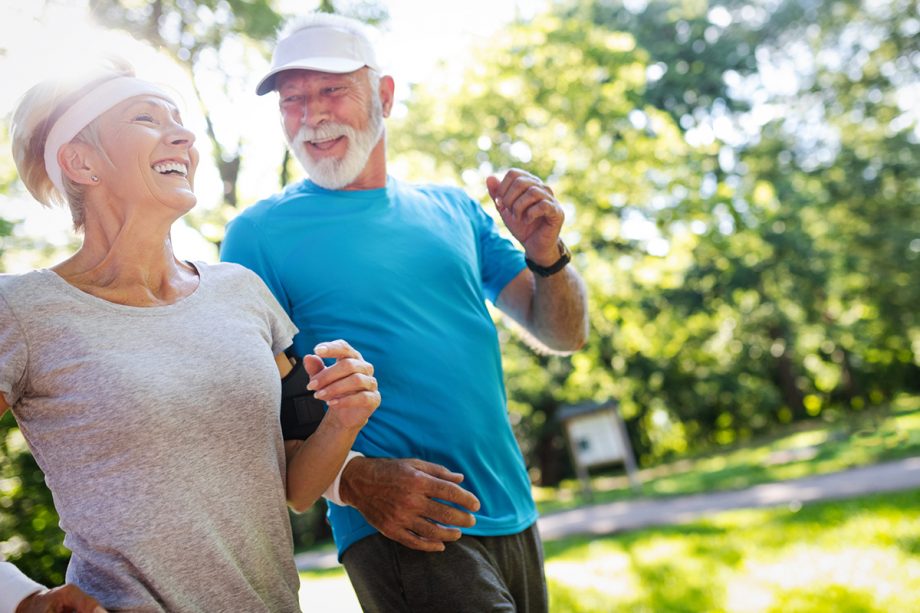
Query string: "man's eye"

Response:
xmin=325 ymin=87 xmax=344 ymax=95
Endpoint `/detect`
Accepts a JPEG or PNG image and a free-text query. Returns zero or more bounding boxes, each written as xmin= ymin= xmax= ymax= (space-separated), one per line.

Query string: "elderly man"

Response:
xmin=221 ymin=13 xmax=589 ymax=612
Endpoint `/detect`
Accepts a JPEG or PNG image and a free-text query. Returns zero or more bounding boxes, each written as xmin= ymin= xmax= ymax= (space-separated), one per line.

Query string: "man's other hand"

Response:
xmin=339 ymin=457 xmax=481 ymax=552
xmin=16 ymin=585 xmax=107 ymax=613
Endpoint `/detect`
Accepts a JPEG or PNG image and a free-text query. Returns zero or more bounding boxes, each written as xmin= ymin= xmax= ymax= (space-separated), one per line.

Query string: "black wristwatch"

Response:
xmin=525 ymin=240 xmax=572 ymax=277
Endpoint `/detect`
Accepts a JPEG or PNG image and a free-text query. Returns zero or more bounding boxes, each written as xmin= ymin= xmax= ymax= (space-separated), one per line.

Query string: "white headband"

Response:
xmin=43 ymin=77 xmax=173 ymax=195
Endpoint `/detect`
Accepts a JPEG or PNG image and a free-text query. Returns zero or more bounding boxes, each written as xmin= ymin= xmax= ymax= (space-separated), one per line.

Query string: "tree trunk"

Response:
xmin=769 ymin=324 xmax=806 ymax=418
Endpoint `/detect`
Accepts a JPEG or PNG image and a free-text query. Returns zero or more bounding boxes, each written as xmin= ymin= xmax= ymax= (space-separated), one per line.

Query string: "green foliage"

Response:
xmin=0 ymin=413 xmax=68 ymax=586
xmin=88 ymin=0 xmax=284 ymax=55
xmin=289 ymin=501 xmax=332 ymax=552
xmin=390 ymin=0 xmax=920 ymax=479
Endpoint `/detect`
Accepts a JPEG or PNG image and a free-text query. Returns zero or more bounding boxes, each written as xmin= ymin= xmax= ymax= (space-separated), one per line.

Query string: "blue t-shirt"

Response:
xmin=221 ymin=177 xmax=537 ymax=556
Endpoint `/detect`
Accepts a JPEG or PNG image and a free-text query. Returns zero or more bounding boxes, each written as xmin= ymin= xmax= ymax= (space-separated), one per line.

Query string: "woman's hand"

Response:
xmin=302 ymin=339 xmax=380 ymax=431
xmin=282 ymin=339 xmax=380 ymax=511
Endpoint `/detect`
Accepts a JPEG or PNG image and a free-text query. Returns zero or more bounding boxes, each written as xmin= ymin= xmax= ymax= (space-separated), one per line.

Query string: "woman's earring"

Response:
xmin=91 ymin=175 xmax=99 ymax=182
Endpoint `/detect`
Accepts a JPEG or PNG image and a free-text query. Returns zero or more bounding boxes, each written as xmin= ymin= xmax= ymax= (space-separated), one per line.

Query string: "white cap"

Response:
xmin=256 ymin=20 xmax=379 ymax=96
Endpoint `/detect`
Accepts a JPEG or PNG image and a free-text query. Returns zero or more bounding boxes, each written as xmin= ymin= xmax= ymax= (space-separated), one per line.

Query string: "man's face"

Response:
xmin=277 ymin=68 xmax=384 ymax=190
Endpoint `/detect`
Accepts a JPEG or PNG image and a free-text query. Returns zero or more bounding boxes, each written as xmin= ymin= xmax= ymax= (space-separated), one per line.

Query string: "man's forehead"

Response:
xmin=276 ymin=69 xmax=360 ymax=90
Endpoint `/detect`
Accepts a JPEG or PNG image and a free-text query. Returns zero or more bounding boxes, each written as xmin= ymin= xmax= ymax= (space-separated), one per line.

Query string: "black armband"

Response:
xmin=280 ymin=356 xmax=326 ymax=440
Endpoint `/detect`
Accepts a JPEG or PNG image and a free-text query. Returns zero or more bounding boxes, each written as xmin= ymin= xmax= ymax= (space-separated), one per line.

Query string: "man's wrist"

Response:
xmin=15 ymin=591 xmax=44 ymax=613
xmin=338 ymin=454 xmax=376 ymax=508
xmin=525 ymin=240 xmax=571 ymax=276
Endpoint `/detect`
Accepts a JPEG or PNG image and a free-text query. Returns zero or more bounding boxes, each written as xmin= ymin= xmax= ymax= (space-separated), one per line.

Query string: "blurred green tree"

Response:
xmin=390 ymin=0 xmax=919 ymax=478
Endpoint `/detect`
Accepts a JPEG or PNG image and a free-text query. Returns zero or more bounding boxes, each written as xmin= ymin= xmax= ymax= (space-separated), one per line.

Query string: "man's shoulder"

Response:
xmin=397 ymin=180 xmax=478 ymax=215
xmin=406 ymin=180 xmax=471 ymax=202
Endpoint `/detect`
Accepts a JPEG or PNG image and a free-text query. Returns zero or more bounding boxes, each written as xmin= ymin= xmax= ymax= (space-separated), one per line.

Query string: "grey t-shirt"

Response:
xmin=0 ymin=262 xmax=301 ymax=612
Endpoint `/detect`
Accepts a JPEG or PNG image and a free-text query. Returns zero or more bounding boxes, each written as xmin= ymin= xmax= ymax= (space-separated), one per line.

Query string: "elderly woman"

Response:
xmin=0 ymin=59 xmax=380 ymax=613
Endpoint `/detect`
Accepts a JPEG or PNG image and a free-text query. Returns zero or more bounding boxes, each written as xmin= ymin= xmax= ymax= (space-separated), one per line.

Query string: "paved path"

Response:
xmin=539 ymin=455 xmax=920 ymax=540
xmin=296 ymin=456 xmax=920 ymax=571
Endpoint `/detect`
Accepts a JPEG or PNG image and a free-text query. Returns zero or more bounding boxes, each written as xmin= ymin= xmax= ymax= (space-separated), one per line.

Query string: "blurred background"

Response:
xmin=1 ymin=0 xmax=918 ymax=611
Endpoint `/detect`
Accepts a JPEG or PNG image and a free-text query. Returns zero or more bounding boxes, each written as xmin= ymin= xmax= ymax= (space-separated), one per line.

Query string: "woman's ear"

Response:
xmin=58 ymin=142 xmax=99 ymax=186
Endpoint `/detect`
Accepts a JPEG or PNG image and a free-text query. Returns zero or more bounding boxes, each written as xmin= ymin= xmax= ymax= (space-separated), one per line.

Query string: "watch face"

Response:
xmin=559 ymin=240 xmax=572 ymax=259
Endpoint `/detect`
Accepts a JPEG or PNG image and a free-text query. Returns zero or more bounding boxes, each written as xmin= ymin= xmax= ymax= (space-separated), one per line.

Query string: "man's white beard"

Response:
xmin=287 ymin=95 xmax=385 ymax=190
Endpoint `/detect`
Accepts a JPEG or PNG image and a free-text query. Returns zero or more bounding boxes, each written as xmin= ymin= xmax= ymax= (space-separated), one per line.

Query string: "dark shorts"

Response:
xmin=340 ymin=523 xmax=548 ymax=613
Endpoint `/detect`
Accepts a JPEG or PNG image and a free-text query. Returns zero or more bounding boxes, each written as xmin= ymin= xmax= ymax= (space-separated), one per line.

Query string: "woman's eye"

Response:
xmin=134 ymin=113 xmax=156 ymax=122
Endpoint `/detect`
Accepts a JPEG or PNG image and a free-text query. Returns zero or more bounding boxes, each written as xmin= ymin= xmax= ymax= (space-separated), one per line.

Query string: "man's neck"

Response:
xmin=341 ymin=139 xmax=388 ymax=191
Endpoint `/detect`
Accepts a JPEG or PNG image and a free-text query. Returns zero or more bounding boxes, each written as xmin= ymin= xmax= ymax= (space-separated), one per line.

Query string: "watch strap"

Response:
xmin=525 ymin=240 xmax=571 ymax=277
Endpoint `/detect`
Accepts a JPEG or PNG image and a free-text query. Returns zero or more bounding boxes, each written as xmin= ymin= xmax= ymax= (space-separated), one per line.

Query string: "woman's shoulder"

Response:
xmin=193 ymin=260 xmax=251 ymax=279
xmin=0 ymin=269 xmax=56 ymax=301
xmin=192 ymin=260 xmax=269 ymax=296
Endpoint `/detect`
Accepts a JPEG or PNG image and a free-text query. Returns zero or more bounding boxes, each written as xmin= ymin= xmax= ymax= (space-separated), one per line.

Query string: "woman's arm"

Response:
xmin=274 ymin=340 xmax=379 ymax=512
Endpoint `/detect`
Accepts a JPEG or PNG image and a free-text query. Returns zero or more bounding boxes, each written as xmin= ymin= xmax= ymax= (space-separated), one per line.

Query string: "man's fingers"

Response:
xmin=413 ymin=459 xmax=465 ymax=484
xmin=412 ymin=461 xmax=482 ymax=513
xmin=421 ymin=499 xmax=477 ymax=528
xmin=497 ymin=168 xmax=532 ymax=194
xmin=522 ymin=199 xmax=561 ymax=226
xmin=411 ymin=518 xmax=464 ymax=542
xmin=508 ymin=187 xmax=553 ymax=222
xmin=489 ymin=170 xmax=559 ymax=227
xmin=505 ymin=179 xmax=549 ymax=212
xmin=390 ymin=529 xmax=447 ymax=552
xmin=486 ymin=175 xmax=502 ymax=205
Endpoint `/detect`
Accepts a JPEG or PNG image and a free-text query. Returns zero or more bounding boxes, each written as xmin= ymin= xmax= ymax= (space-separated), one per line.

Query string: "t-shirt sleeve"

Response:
xmin=221 ymin=214 xmax=292 ymax=317
xmin=467 ymin=197 xmax=527 ymax=304
xmin=0 ymin=290 xmax=28 ymax=407
xmin=246 ymin=270 xmax=299 ymax=356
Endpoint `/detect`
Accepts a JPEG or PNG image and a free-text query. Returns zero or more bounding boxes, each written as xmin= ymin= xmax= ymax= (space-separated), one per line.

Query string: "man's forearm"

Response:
xmin=531 ymin=266 xmax=589 ymax=352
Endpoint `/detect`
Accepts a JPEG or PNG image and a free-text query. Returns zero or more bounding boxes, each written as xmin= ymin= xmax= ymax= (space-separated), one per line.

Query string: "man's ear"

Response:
xmin=379 ymin=75 xmax=396 ymax=118
xmin=58 ymin=142 xmax=99 ymax=187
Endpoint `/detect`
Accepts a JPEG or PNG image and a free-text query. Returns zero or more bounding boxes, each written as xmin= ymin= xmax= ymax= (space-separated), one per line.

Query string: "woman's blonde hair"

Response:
xmin=10 ymin=57 xmax=135 ymax=230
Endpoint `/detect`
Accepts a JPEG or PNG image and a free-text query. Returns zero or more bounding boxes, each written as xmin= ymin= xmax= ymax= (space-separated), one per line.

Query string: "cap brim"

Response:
xmin=255 ymin=58 xmax=367 ymax=95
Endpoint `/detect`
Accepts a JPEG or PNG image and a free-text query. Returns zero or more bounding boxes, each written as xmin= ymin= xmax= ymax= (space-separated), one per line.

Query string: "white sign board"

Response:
xmin=566 ymin=411 xmax=624 ymax=467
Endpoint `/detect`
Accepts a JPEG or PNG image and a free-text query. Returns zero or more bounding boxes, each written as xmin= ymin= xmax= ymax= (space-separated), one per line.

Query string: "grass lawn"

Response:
xmin=544 ymin=489 xmax=920 ymax=612
xmin=299 ymin=489 xmax=920 ymax=612
xmin=534 ymin=394 xmax=920 ymax=515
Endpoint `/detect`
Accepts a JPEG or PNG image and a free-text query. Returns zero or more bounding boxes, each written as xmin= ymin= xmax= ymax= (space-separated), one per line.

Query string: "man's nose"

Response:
xmin=301 ymin=99 xmax=329 ymax=128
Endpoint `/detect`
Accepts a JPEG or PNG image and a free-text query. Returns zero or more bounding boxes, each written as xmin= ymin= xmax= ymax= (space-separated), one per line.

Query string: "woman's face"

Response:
xmin=92 ymin=95 xmax=200 ymax=215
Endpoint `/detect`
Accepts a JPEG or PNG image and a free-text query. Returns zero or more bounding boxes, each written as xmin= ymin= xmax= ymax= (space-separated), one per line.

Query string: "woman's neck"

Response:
xmin=53 ymin=212 xmax=199 ymax=307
